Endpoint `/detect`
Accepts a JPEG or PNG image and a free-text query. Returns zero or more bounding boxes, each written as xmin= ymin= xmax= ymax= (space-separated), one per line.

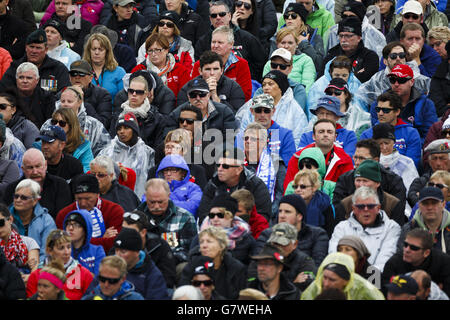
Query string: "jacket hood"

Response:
xmin=323 ymin=58 xmax=359 ymax=84
xmin=414 ymin=207 xmax=450 ymax=232
xmin=314 ymin=252 xmax=355 ymax=294
xmin=156 ymin=154 xmax=191 ymax=188
xmin=63 ymin=209 xmax=94 ymax=248
xmin=298 ymin=147 xmax=326 ymax=178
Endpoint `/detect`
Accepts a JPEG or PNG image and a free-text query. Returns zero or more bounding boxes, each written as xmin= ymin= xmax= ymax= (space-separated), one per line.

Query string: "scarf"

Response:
xmin=76 ymin=201 xmax=105 ymax=238
xmin=255 ymin=147 xmax=276 ymax=201
xmin=200 ymin=216 xmax=250 ymax=250
xmin=145 ymin=53 xmax=176 ymax=85
xmin=120 ymin=97 xmax=151 ymax=119
xmin=169 ymin=36 xmax=181 ymax=55
xmin=0 ymin=229 xmax=28 ymax=267
xmin=379 ymin=149 xmax=400 ymax=170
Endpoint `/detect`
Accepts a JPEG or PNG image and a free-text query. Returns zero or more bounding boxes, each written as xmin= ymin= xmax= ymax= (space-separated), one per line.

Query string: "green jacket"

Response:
xmin=263 ymin=53 xmax=317 ymax=94
xmin=391 ymin=2 xmax=448 ymax=32
xmin=278 ymin=3 xmax=335 ymax=38
xmin=301 ymin=252 xmax=385 ymax=300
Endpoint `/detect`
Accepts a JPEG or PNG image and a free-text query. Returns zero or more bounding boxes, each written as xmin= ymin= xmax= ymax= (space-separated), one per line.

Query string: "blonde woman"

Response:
xmin=427 ymin=26 xmax=450 ymax=59
xmin=28 ymin=259 xmax=68 ymax=300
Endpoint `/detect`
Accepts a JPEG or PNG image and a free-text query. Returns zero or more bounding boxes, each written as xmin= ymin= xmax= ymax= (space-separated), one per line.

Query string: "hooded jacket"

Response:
xmin=156 ymin=155 xmax=203 ymax=218
xmin=7 ymin=112 xmax=39 ymax=150
xmin=0 ymin=248 xmax=27 ymax=300
xmin=63 ymin=209 xmax=106 ymax=276
xmin=301 ymin=252 xmax=385 ymax=300
xmin=379 ymin=149 xmax=419 ymax=194
xmin=329 ymin=210 xmax=401 ymax=272
xmin=47 ymin=40 xmax=81 ymax=70
xmin=0 ymin=128 xmax=26 ymax=175
xmin=82 ymin=280 xmax=144 ymax=300
xmin=90 ymin=65 xmax=126 ymax=104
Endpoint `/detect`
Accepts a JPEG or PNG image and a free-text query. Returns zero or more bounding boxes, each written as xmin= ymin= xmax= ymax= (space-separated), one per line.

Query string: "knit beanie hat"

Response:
xmin=342 ymin=0 xmax=367 ymax=22
xmin=337 ymin=235 xmax=371 ymax=259
xmin=284 ymin=2 xmax=308 ymax=23
xmin=279 ymin=194 xmax=307 ymax=216
xmin=338 ymin=16 xmax=362 ymax=36
xmin=263 ymin=70 xmax=290 ymax=95
xmin=372 ymin=122 xmax=396 ymax=141
xmin=42 ymin=19 xmax=65 ymax=38
xmin=73 ymin=173 xmax=100 ymax=194
xmin=323 ymin=263 xmax=351 ymax=280
xmin=210 ymin=193 xmax=238 ymax=216
xmin=116 ymin=112 xmax=140 ymax=136
xmin=354 ymin=159 xmax=381 ymax=182
xmin=114 ymin=227 xmax=143 ymax=252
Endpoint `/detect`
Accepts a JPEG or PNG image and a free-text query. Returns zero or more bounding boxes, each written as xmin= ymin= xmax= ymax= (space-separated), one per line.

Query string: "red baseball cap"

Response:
xmin=388 ymin=64 xmax=413 ymax=79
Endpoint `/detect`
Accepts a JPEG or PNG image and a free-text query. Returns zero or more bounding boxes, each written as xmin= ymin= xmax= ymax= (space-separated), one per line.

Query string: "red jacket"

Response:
xmin=191 ymin=55 xmax=252 ymax=102
xmin=284 ymin=143 xmax=354 ymax=191
xmin=248 ymin=206 xmax=269 ymax=240
xmin=0 ymin=47 xmax=11 ymax=81
xmin=26 ymin=264 xmax=93 ymax=300
xmin=56 ymin=198 xmax=124 ymax=253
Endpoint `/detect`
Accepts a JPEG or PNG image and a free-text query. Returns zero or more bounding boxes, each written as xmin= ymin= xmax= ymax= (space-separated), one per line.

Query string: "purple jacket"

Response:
xmin=41 ymin=0 xmax=104 ymax=26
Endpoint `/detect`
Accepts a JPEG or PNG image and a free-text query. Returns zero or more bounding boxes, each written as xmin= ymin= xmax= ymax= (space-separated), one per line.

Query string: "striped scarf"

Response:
xmin=255 ymin=147 xmax=276 ymax=201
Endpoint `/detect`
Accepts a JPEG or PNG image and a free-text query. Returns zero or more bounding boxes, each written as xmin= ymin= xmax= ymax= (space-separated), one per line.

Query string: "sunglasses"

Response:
xmin=158 ymin=21 xmax=175 ymax=28
xmin=0 ymin=218 xmax=5 ymax=227
xmin=14 ymin=194 xmax=33 ymax=201
xmin=403 ymin=13 xmax=419 ymax=20
xmin=299 ymin=160 xmax=317 ymax=170
xmin=192 ymin=280 xmax=214 ymax=287
xmin=123 ymin=211 xmax=141 ymax=222
xmin=217 ymin=163 xmax=241 ymax=169
xmin=332 ymin=61 xmax=352 ymax=68
xmin=270 ymin=62 xmax=290 ymax=70
xmin=98 ymin=275 xmax=122 ymax=284
xmin=389 ymin=52 xmax=406 ymax=60
xmin=69 ymin=71 xmax=89 ymax=77
xmin=91 ymin=172 xmax=108 ymax=178
xmin=235 ymin=0 xmax=252 ymax=9
xmin=283 ymin=12 xmax=298 ymax=20
xmin=404 ymin=241 xmax=422 ymax=251
xmin=208 ymin=212 xmax=225 ymax=219
xmin=0 ymin=103 xmax=12 ymax=110
xmin=47 ymin=230 xmax=70 ymax=248
xmin=253 ymin=107 xmax=271 ymax=114
xmin=375 ymin=106 xmax=395 ymax=113
xmin=292 ymin=184 xmax=312 ymax=189
xmin=188 ymin=91 xmax=208 ymax=99
xmin=128 ymin=88 xmax=146 ymax=95
xmin=210 ymin=11 xmax=228 ymax=18
xmin=354 ymin=203 xmax=378 ymax=210
xmin=244 ymin=136 xmax=259 ymax=142
xmin=162 ymin=167 xmax=180 ymax=174
xmin=428 ymin=182 xmax=448 ymax=189
xmin=179 ymin=117 xmax=195 ymax=125
xmin=388 ymin=77 xmax=410 ymax=84
xmin=51 ymin=119 xmax=67 ymax=127
xmin=325 ymin=89 xmax=343 ymax=96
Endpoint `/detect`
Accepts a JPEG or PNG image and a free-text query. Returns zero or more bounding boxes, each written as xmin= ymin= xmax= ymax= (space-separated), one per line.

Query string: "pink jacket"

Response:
xmin=40 ymin=0 xmax=104 ymax=26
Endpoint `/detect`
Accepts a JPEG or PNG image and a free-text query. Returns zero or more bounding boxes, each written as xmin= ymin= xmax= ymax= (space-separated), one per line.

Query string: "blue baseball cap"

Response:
xmin=311 ymin=95 xmax=344 ymax=117
xmin=37 ymin=125 xmax=66 ymax=142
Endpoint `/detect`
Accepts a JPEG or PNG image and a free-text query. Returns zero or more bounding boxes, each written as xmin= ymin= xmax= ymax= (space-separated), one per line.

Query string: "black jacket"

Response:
xmin=3 ymin=173 xmax=73 ymax=220
xmin=322 ymin=40 xmax=379 ymax=83
xmin=176 ymin=75 xmax=246 ymax=113
xmin=197 ymin=167 xmax=272 ymax=224
xmin=101 ymin=179 xmax=140 ymax=212
xmin=0 ymin=55 xmax=71 ymax=94
xmin=429 ymin=59 xmax=450 ymax=117
xmin=382 ymin=250 xmax=450 ymax=297
xmin=254 ymin=0 xmax=277 ymax=51
xmin=247 ymin=272 xmax=301 ymax=300
xmin=333 ymin=166 xmax=407 ymax=208
xmin=47 ymin=153 xmax=84 ymax=182
xmin=385 ymin=21 xmax=429 ymax=43
xmin=113 ymin=70 xmax=176 ymax=115
xmin=407 ymin=171 xmax=431 ymax=208
xmin=0 ymin=12 xmax=29 ymax=60
xmin=9 ymin=0 xmax=36 ymax=34
xmin=99 ymin=0 xmax=158 ymax=27
xmin=0 ymin=249 xmax=26 ymax=300
xmin=20 ymin=86 xmax=56 ymax=129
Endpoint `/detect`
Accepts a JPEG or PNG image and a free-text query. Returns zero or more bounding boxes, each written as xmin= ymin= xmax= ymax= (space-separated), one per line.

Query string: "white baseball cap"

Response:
xmin=270 ymin=48 xmax=292 ymax=63
xmin=402 ymin=0 xmax=423 ymax=15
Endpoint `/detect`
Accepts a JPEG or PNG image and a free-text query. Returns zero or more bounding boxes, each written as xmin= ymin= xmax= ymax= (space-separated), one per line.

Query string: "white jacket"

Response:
xmin=329 ymin=210 xmax=401 ymax=272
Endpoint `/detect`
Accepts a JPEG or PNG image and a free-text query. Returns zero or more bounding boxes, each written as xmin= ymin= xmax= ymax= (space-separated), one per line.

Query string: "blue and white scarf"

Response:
xmin=256 ymin=148 xmax=276 ymax=201
xmin=76 ymin=200 xmax=105 ymax=238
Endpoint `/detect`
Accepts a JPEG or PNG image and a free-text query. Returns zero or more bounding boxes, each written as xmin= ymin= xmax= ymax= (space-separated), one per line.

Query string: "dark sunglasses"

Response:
xmin=98 ymin=275 xmax=122 ymax=284
xmin=244 ymin=136 xmax=259 ymax=142
xmin=210 ymin=11 xmax=228 ymax=18
xmin=403 ymin=13 xmax=419 ymax=20
xmin=428 ymin=182 xmax=448 ymax=189
xmin=51 ymin=119 xmax=67 ymax=127
xmin=253 ymin=107 xmax=271 ymax=114
xmin=375 ymin=106 xmax=395 ymax=113
xmin=270 ymin=62 xmax=290 ymax=70
xmin=354 ymin=203 xmax=378 ymax=210
xmin=292 ymin=184 xmax=312 ymax=189
xmin=128 ymin=88 xmax=146 ymax=95
xmin=389 ymin=52 xmax=406 ymax=60
xmin=0 ymin=103 xmax=12 ymax=110
xmin=158 ymin=20 xmax=175 ymax=28
xmin=192 ymin=280 xmax=214 ymax=287
xmin=0 ymin=218 xmax=5 ymax=227
xmin=179 ymin=117 xmax=195 ymax=125
xmin=235 ymin=0 xmax=252 ymax=9
xmin=298 ymin=159 xmax=317 ymax=170
xmin=91 ymin=172 xmax=108 ymax=178
xmin=14 ymin=194 xmax=33 ymax=201
xmin=325 ymin=89 xmax=343 ymax=96
xmin=208 ymin=212 xmax=225 ymax=219
xmin=69 ymin=71 xmax=89 ymax=77
xmin=217 ymin=163 xmax=241 ymax=169
xmin=404 ymin=241 xmax=422 ymax=251
xmin=188 ymin=91 xmax=208 ymax=99
xmin=388 ymin=76 xmax=410 ymax=84
xmin=283 ymin=12 xmax=298 ymax=20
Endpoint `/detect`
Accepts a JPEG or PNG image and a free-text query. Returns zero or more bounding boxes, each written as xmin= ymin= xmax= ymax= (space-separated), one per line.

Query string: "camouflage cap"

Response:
xmin=268 ymin=222 xmax=298 ymax=246
xmin=251 ymin=94 xmax=274 ymax=110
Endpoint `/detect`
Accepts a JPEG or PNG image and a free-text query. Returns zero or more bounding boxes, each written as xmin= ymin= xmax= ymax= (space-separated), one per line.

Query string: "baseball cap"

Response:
xmin=185 ymin=78 xmax=209 ymax=94
xmin=113 ymin=0 xmax=135 ymax=6
xmin=386 ymin=274 xmax=419 ymax=295
xmin=311 ymin=95 xmax=344 ymax=117
xmin=270 ymin=48 xmax=292 ymax=63
xmin=402 ymin=0 xmax=423 ymax=15
xmin=250 ymin=243 xmax=287 ymax=266
xmin=418 ymin=186 xmax=444 ymax=203
xmin=268 ymin=222 xmax=298 ymax=246
xmin=37 ymin=125 xmax=66 ymax=143
xmin=251 ymin=93 xmax=274 ymax=109
xmin=388 ymin=64 xmax=414 ymax=79
xmin=70 ymin=60 xmax=93 ymax=75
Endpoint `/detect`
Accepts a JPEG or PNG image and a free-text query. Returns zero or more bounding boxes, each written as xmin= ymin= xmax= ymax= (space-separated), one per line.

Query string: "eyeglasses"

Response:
xmin=403 ymin=13 xmax=419 ymax=20
xmin=325 ymin=89 xmax=343 ymax=96
xmin=292 ymin=184 xmax=312 ymax=189
xmin=388 ymin=52 xmax=406 ymax=60
xmin=158 ymin=21 xmax=175 ymax=28
xmin=91 ymin=172 xmax=108 ymax=178
xmin=162 ymin=167 xmax=180 ymax=174
xmin=283 ymin=13 xmax=299 ymax=20
xmin=404 ymin=241 xmax=423 ymax=251
xmin=353 ymin=155 xmax=371 ymax=162
xmin=208 ymin=212 xmax=225 ymax=219
xmin=338 ymin=33 xmax=356 ymax=39
xmin=353 ymin=203 xmax=378 ymax=210
xmin=123 ymin=211 xmax=141 ymax=222
xmin=375 ymin=106 xmax=395 ymax=113
xmin=69 ymin=71 xmax=89 ymax=77
xmin=244 ymin=136 xmax=259 ymax=142
xmin=0 ymin=218 xmax=5 ymax=227
xmin=98 ymin=275 xmax=122 ymax=284
xmin=14 ymin=194 xmax=33 ymax=201
xmin=217 ymin=163 xmax=241 ymax=169
xmin=388 ymin=77 xmax=411 ymax=84
xmin=51 ymin=119 xmax=67 ymax=127
xmin=66 ymin=221 xmax=82 ymax=229
xmin=332 ymin=61 xmax=352 ymax=68
xmin=428 ymin=182 xmax=449 ymax=189
xmin=147 ymin=199 xmax=167 ymax=205
xmin=235 ymin=0 xmax=252 ymax=10
xmin=210 ymin=11 xmax=228 ymax=18
xmin=188 ymin=91 xmax=208 ymax=99
xmin=0 ymin=103 xmax=12 ymax=110
xmin=128 ymin=88 xmax=146 ymax=95
xmin=253 ymin=107 xmax=271 ymax=114
xmin=192 ymin=280 xmax=214 ymax=287
xmin=147 ymin=48 xmax=164 ymax=54
xmin=179 ymin=117 xmax=195 ymax=125
xmin=270 ymin=62 xmax=290 ymax=70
